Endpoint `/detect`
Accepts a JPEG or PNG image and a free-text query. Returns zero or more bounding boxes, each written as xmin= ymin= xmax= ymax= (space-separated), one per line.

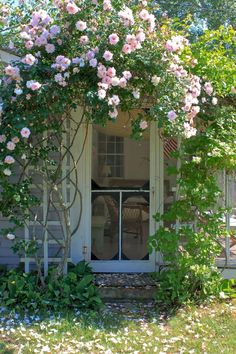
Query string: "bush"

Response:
xmin=0 ymin=261 xmax=102 ymax=311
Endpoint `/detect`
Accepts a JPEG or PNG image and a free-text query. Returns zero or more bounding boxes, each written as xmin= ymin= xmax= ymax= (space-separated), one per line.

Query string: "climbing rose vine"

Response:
xmin=0 ymin=0 xmax=218 ymax=276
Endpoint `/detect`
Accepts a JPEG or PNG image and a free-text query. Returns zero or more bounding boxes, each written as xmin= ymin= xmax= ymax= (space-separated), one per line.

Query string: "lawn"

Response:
xmin=0 ymin=301 xmax=236 ymax=354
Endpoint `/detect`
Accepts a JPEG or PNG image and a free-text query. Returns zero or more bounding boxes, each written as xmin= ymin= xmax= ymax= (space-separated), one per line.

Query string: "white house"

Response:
xmin=0 ymin=49 xmax=236 ymax=278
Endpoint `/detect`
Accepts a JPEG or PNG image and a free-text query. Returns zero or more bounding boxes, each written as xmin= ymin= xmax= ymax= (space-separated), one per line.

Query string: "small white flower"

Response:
xmin=6 ymin=233 xmax=15 ymax=240
xmin=3 ymin=168 xmax=11 ymax=176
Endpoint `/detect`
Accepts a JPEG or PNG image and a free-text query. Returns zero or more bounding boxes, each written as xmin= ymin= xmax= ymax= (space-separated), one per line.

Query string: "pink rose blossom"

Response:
xmin=76 ymin=20 xmax=87 ymax=31
xmin=140 ymin=120 xmax=148 ymax=130
xmin=11 ymin=137 xmax=19 ymax=144
xmin=139 ymin=9 xmax=150 ymax=21
xmin=50 ymin=25 xmax=61 ymax=36
xmin=89 ymin=58 xmax=98 ymax=67
xmin=86 ymin=50 xmax=95 ymax=60
xmin=5 ymin=65 xmax=20 ymax=78
xmin=103 ymin=50 xmax=113 ymax=61
xmin=26 ymin=80 xmax=42 ymax=91
xmin=109 ymin=95 xmax=120 ymax=106
xmin=204 ymin=82 xmax=213 ymax=96
xmin=4 ymin=156 xmax=15 ymax=164
xmin=20 ymin=127 xmax=31 ymax=138
xmin=107 ymin=67 xmax=116 ymax=77
xmin=66 ymin=2 xmax=79 ymax=14
xmin=109 ymin=109 xmax=118 ymax=118
xmin=103 ymin=0 xmax=112 ymax=11
xmin=123 ymin=71 xmax=132 ymax=80
xmin=25 ymin=40 xmax=34 ymax=49
xmin=45 ymin=43 xmax=55 ymax=53
xmin=111 ymin=77 xmax=120 ymax=86
xmin=80 ymin=35 xmax=89 ymax=45
xmin=122 ymin=44 xmax=132 ymax=54
xmin=98 ymin=89 xmax=106 ymax=99
xmin=108 ymin=33 xmax=119 ymax=45
xmin=136 ymin=30 xmax=145 ymax=42
xmin=119 ymin=77 xmax=127 ymax=88
xmin=167 ymin=110 xmax=177 ymax=121
xmin=0 ymin=135 xmax=6 ymax=143
xmin=22 ymin=54 xmax=37 ymax=66
xmin=6 ymin=141 xmax=16 ymax=151
xmin=102 ymin=76 xmax=112 ymax=85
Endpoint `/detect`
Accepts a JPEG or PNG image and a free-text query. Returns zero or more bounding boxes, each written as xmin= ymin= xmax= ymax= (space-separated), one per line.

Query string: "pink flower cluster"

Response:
xmin=22 ymin=54 xmax=37 ymax=66
xmin=26 ymin=80 xmax=42 ymax=91
xmin=118 ymin=7 xmax=135 ymax=27
xmin=52 ymin=55 xmax=71 ymax=71
xmin=5 ymin=65 xmax=20 ymax=80
xmin=165 ymin=36 xmax=189 ymax=53
xmin=183 ymin=75 xmax=201 ymax=121
xmin=20 ymin=10 xmax=61 ymax=53
xmin=122 ymin=32 xmax=145 ymax=54
xmin=66 ymin=2 xmax=79 ymax=15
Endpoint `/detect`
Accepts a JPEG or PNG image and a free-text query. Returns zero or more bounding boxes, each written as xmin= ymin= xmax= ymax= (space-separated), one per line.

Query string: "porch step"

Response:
xmin=94 ymin=273 xmax=157 ymax=301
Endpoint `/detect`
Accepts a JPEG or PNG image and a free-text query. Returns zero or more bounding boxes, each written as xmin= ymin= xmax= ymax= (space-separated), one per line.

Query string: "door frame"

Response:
xmin=72 ymin=118 xmax=164 ymax=272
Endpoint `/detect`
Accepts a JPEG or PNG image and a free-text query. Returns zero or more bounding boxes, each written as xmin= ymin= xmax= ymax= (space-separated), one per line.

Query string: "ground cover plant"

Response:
xmin=0 ymin=301 xmax=236 ymax=353
xmin=0 ymin=261 xmax=102 ymax=311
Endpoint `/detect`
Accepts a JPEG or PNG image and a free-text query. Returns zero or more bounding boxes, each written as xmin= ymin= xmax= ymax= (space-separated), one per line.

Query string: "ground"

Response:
xmin=0 ymin=301 xmax=236 ymax=354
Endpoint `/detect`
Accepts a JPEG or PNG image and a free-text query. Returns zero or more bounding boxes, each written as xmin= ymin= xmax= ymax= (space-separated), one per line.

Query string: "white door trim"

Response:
xmin=73 ymin=120 xmax=163 ymax=272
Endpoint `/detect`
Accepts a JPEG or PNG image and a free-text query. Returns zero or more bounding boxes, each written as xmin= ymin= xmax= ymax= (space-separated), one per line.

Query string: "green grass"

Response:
xmin=1 ymin=301 xmax=236 ymax=353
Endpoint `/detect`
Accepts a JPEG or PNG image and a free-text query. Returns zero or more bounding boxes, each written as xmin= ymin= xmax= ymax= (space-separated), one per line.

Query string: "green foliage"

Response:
xmin=157 ymin=0 xmax=236 ymax=30
xmin=0 ymin=261 xmax=102 ymax=311
xmin=220 ymin=279 xmax=236 ymax=298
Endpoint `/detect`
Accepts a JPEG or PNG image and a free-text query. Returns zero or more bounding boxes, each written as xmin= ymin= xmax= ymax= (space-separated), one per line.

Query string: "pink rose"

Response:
xmin=119 ymin=77 xmax=127 ymax=88
xmin=108 ymin=33 xmax=119 ymax=45
xmin=111 ymin=77 xmax=119 ymax=86
xmin=167 ymin=110 xmax=177 ymax=121
xmin=22 ymin=54 xmax=37 ymax=66
xmin=107 ymin=67 xmax=116 ymax=77
xmin=0 ymin=135 xmax=6 ymax=143
xmin=122 ymin=44 xmax=132 ymax=54
xmin=139 ymin=9 xmax=150 ymax=21
xmin=140 ymin=120 xmax=148 ymax=130
xmin=11 ymin=137 xmax=19 ymax=144
xmin=26 ymin=80 xmax=42 ymax=91
xmin=109 ymin=109 xmax=118 ymax=118
xmin=109 ymin=95 xmax=120 ymax=106
xmin=66 ymin=2 xmax=79 ymax=14
xmin=20 ymin=127 xmax=31 ymax=138
xmin=25 ymin=40 xmax=34 ymax=49
xmin=89 ymin=58 xmax=98 ymax=67
xmin=45 ymin=43 xmax=55 ymax=53
xmin=6 ymin=141 xmax=16 ymax=151
xmin=80 ymin=35 xmax=89 ymax=45
xmin=123 ymin=71 xmax=132 ymax=80
xmin=103 ymin=50 xmax=113 ymax=61
xmin=98 ymin=89 xmax=106 ymax=99
xmin=4 ymin=156 xmax=15 ymax=164
xmin=76 ymin=21 xmax=87 ymax=31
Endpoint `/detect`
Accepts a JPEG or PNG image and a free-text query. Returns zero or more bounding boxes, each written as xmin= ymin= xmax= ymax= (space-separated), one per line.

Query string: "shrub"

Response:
xmin=0 ymin=261 xmax=102 ymax=312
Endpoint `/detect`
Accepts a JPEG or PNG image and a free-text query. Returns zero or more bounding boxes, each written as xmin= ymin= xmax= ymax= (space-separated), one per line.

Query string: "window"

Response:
xmin=98 ymin=133 xmax=124 ymax=178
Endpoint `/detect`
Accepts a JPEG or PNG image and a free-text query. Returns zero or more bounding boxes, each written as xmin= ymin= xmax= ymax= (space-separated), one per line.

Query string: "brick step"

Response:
xmin=98 ymin=286 xmax=156 ymax=301
xmin=94 ymin=273 xmax=157 ymax=301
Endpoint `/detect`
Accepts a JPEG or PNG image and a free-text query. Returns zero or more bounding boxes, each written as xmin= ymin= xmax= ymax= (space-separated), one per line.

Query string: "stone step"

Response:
xmin=94 ymin=273 xmax=157 ymax=301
